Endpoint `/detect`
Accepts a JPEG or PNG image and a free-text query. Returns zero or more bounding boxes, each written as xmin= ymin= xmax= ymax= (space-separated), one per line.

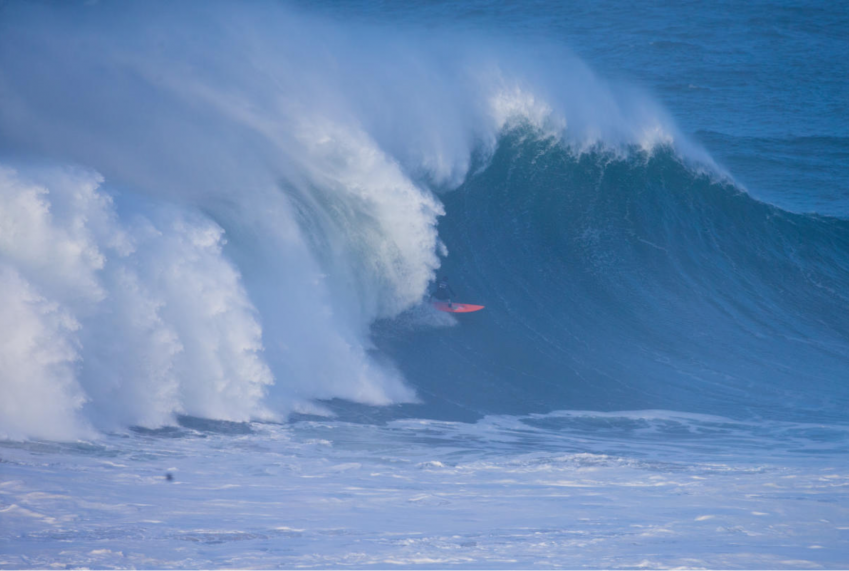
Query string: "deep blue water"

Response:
xmin=375 ymin=136 xmax=849 ymax=425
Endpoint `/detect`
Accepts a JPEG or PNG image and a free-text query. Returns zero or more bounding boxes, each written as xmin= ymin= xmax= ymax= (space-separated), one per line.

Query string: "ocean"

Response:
xmin=1 ymin=0 xmax=848 ymax=568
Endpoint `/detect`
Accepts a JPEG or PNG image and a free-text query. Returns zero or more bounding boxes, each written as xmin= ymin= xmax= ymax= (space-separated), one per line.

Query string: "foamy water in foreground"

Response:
xmin=2 ymin=412 xmax=847 ymax=569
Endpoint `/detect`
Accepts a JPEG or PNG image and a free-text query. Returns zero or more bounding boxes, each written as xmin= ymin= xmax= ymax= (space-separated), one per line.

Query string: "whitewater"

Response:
xmin=1 ymin=1 xmax=848 ymax=568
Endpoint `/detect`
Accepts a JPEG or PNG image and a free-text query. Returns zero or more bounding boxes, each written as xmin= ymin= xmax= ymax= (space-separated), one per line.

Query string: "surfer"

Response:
xmin=429 ymin=277 xmax=483 ymax=313
xmin=433 ymin=276 xmax=457 ymax=308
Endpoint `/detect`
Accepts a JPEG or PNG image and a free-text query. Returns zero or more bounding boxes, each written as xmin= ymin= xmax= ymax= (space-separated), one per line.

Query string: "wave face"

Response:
xmin=1 ymin=2 xmax=847 ymax=439
xmin=377 ymin=132 xmax=849 ymax=423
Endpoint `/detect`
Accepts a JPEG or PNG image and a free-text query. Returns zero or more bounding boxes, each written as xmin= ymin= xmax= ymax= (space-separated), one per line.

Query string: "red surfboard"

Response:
xmin=432 ymin=301 xmax=485 ymax=313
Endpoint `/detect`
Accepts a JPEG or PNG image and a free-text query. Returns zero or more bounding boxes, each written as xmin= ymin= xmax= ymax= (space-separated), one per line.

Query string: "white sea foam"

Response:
xmin=0 ymin=411 xmax=846 ymax=568
xmin=0 ymin=166 xmax=275 ymax=436
xmin=0 ymin=265 xmax=90 ymax=440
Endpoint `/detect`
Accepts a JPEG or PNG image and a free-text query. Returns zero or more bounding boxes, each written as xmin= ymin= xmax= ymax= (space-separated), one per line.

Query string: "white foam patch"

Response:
xmin=0 ymin=166 xmax=126 ymax=305
xmin=489 ymin=84 xmax=563 ymax=137
xmin=288 ymin=116 xmax=445 ymax=322
xmin=0 ymin=266 xmax=91 ymax=440
xmin=128 ymin=211 xmax=274 ymax=423
xmin=0 ymin=166 xmax=275 ymax=437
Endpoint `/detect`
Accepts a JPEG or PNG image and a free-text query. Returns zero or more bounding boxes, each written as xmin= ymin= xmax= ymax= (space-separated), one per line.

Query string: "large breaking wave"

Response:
xmin=1 ymin=2 xmax=847 ymax=440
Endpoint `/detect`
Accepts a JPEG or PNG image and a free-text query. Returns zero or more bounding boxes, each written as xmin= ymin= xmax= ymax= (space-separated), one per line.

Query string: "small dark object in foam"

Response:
xmin=165 ymin=472 xmax=174 ymax=482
